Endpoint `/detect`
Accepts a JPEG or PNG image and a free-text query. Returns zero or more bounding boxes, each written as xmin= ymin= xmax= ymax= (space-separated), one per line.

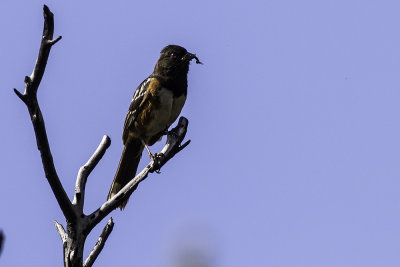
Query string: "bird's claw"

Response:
xmin=151 ymin=153 xmax=165 ymax=173
xmin=168 ymin=130 xmax=179 ymax=139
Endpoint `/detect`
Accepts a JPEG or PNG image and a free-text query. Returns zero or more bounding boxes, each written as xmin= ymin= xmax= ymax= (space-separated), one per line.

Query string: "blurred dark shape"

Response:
xmin=169 ymin=223 xmax=219 ymax=267
xmin=0 ymin=230 xmax=4 ymax=256
xmin=176 ymin=248 xmax=214 ymax=267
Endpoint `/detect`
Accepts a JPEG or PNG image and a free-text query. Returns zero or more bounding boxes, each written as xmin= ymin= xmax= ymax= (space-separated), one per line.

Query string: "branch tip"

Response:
xmin=24 ymin=76 xmax=31 ymax=84
xmin=50 ymin=36 xmax=62 ymax=46
xmin=13 ymin=88 xmax=26 ymax=102
xmin=54 ymin=220 xmax=67 ymax=242
xmin=178 ymin=139 xmax=191 ymax=151
xmin=102 ymin=135 xmax=111 ymax=148
xmin=43 ymin=5 xmax=52 ymax=17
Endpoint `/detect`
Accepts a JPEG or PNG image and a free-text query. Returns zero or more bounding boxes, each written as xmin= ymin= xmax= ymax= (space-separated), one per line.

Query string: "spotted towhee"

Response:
xmin=107 ymin=45 xmax=201 ymax=209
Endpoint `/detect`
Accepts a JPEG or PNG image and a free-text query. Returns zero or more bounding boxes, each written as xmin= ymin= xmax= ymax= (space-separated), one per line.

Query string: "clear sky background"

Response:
xmin=1 ymin=0 xmax=400 ymax=266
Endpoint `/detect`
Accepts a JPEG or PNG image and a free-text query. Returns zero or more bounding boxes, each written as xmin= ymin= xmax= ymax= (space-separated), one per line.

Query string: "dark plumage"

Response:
xmin=107 ymin=45 xmax=201 ymax=209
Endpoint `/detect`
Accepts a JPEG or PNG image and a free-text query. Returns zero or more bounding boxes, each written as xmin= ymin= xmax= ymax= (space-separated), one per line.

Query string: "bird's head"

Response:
xmin=154 ymin=45 xmax=202 ymax=77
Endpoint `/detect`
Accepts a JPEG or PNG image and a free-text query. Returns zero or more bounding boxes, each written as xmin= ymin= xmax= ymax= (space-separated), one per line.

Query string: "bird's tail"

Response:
xmin=107 ymin=138 xmax=143 ymax=210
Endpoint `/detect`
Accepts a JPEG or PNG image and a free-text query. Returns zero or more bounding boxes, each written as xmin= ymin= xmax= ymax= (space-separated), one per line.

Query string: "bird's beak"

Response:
xmin=182 ymin=52 xmax=203 ymax=64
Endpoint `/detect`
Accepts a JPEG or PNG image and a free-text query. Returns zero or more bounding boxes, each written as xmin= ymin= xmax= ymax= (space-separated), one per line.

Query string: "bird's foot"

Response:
xmin=167 ymin=129 xmax=179 ymax=139
xmin=151 ymin=153 xmax=165 ymax=173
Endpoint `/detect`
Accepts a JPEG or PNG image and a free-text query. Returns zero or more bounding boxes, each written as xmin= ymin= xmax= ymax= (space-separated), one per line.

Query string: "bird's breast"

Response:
xmin=144 ymin=87 xmax=173 ymax=136
xmin=169 ymin=93 xmax=186 ymax=124
xmin=135 ymin=83 xmax=187 ymax=144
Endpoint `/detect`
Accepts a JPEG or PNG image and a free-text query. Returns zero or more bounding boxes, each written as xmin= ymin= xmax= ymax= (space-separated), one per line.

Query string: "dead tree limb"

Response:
xmin=13 ymin=5 xmax=74 ymax=222
xmin=83 ymin=218 xmax=114 ymax=267
xmin=14 ymin=5 xmax=190 ymax=267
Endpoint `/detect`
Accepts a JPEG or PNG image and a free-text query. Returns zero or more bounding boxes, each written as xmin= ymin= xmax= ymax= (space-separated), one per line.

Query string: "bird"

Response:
xmin=107 ymin=45 xmax=201 ymax=209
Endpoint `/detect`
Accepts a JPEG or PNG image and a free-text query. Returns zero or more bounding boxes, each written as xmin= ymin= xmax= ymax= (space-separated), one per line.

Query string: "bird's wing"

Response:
xmin=122 ymin=77 xmax=154 ymax=144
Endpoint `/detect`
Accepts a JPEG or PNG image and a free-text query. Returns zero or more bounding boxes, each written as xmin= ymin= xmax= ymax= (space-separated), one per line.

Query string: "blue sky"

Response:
xmin=1 ymin=0 xmax=400 ymax=266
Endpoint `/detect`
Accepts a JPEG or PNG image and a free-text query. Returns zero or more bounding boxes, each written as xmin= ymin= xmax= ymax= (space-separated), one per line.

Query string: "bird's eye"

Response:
xmin=170 ymin=52 xmax=176 ymax=58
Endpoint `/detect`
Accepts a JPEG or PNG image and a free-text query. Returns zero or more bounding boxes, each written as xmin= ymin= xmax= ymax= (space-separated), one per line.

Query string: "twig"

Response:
xmin=13 ymin=5 xmax=75 ymax=222
xmin=83 ymin=218 xmax=114 ymax=267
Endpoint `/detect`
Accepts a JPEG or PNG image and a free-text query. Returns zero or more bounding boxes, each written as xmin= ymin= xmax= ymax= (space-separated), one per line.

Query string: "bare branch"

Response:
xmin=83 ymin=218 xmax=114 ymax=267
xmin=27 ymin=5 xmax=62 ymax=96
xmin=86 ymin=117 xmax=190 ymax=230
xmin=13 ymin=5 xmax=76 ymax=222
xmin=73 ymin=135 xmax=111 ymax=212
xmin=54 ymin=220 xmax=67 ymax=242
